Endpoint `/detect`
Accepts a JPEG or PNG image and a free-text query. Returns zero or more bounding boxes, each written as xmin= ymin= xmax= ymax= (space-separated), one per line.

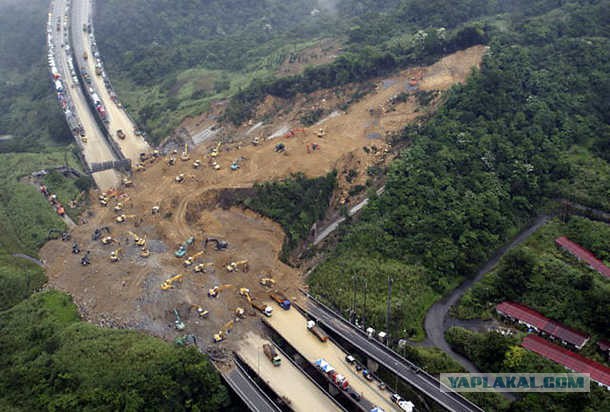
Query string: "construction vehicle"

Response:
xmin=193 ymin=159 xmax=201 ymax=169
xmin=48 ymin=229 xmax=70 ymax=241
xmin=121 ymin=178 xmax=133 ymax=187
xmin=316 ymin=128 xmax=325 ymax=138
xmin=173 ymin=309 xmax=185 ymax=330
xmin=270 ymin=292 xmax=291 ymax=310
xmin=175 ymin=334 xmax=197 ymax=347
xmin=114 ymin=202 xmax=124 ymax=212
xmin=235 ymin=307 xmax=246 ymax=318
xmin=208 ymin=284 xmax=232 ymax=298
xmin=263 ymin=343 xmax=281 ymax=366
xmin=110 ymin=248 xmax=122 ymax=262
xmin=151 ymin=205 xmax=160 ymax=215
xmin=306 ymin=142 xmax=320 ymax=153
xmin=194 ymin=262 xmax=214 ymax=273
xmin=213 ymin=320 xmax=234 ymax=343
xmin=204 ymin=238 xmax=228 ymax=251
xmin=190 ymin=304 xmax=209 ymax=318
xmin=174 ymin=236 xmax=195 ymax=258
xmin=180 ymin=144 xmax=190 ymax=161
xmin=83 ymin=51 xmax=88 ymax=60
xmin=167 ymin=156 xmax=176 ymax=166
xmin=175 ymin=173 xmax=185 ymax=183
xmin=56 ymin=205 xmax=66 ymax=217
xmin=259 ymin=277 xmax=276 ymax=287
xmin=274 ymin=143 xmax=286 ymax=152
xmin=116 ymin=129 xmax=126 ymax=140
xmin=115 ymin=214 xmax=136 ymax=223
xmin=72 ymin=242 xmax=80 ymax=254
xmin=184 ymin=251 xmax=205 ymax=267
xmin=101 ymin=236 xmax=115 ymax=245
xmin=140 ymin=248 xmax=150 ymax=258
xmin=128 ymin=231 xmax=146 ymax=247
xmin=226 ymin=260 xmax=249 ymax=272
xmin=134 ymin=163 xmax=146 ymax=172
xmin=240 ymin=288 xmax=273 ymax=317
xmin=210 ymin=141 xmax=222 ymax=158
xmin=80 ymin=251 xmax=91 ymax=266
xmin=307 ymin=320 xmax=328 ymax=342
xmin=161 ymin=274 xmax=184 ymax=291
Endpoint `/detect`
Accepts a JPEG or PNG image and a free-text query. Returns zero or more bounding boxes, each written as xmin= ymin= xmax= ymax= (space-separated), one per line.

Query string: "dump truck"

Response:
xmin=263 ymin=343 xmax=281 ymax=367
xmin=251 ymin=301 xmax=273 ymax=317
xmin=269 ymin=292 xmax=291 ymax=310
xmin=307 ymin=320 xmax=328 ymax=342
xmin=263 ymin=343 xmax=282 ymax=366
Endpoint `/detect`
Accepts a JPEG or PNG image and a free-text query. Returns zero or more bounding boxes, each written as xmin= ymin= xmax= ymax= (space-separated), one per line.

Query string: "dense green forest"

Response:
xmin=310 ymin=0 xmax=609 ymax=345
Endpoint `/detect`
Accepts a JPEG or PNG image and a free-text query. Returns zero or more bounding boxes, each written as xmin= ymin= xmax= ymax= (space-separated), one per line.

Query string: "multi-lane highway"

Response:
xmin=49 ymin=0 xmax=120 ymax=189
xmin=71 ymin=0 xmax=149 ymax=163
xmin=222 ymin=359 xmax=283 ymax=412
xmin=301 ymin=296 xmax=484 ymax=412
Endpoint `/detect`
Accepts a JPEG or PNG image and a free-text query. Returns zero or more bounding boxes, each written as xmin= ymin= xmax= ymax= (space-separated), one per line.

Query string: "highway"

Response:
xmin=301 ymin=296 xmax=484 ymax=412
xmin=71 ymin=0 xmax=150 ymax=163
xmin=50 ymin=0 xmax=120 ymax=190
xmin=221 ymin=359 xmax=282 ymax=412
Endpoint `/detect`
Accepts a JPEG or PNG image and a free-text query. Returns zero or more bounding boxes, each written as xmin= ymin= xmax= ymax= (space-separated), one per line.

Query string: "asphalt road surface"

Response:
xmin=301 ymin=298 xmax=483 ymax=412
xmin=222 ymin=360 xmax=282 ymax=412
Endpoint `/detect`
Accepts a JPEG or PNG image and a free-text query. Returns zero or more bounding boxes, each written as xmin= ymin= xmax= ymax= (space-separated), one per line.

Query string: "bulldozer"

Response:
xmin=213 ymin=319 xmax=234 ymax=343
xmin=128 ymin=231 xmax=146 ymax=247
xmin=180 ymin=143 xmax=190 ymax=161
xmin=204 ymin=238 xmax=228 ymax=251
xmin=194 ymin=262 xmax=214 ymax=273
xmin=183 ymin=251 xmax=205 ymax=267
xmin=208 ymin=284 xmax=232 ymax=298
xmin=161 ymin=274 xmax=184 ymax=291
xmin=175 ymin=173 xmax=185 ymax=183
xmin=110 ymin=248 xmax=122 ymax=263
xmin=260 ymin=277 xmax=276 ymax=287
xmin=173 ymin=309 xmax=185 ymax=330
xmin=190 ymin=304 xmax=209 ymax=318
xmin=193 ymin=159 xmax=201 ymax=169
xmin=226 ymin=260 xmax=249 ymax=272
xmin=151 ymin=205 xmax=160 ymax=215
xmin=116 ymin=214 xmax=136 ymax=224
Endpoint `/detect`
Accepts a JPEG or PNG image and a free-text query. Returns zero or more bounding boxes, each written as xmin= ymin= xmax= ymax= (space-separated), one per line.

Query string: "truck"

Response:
xmin=307 ymin=320 xmax=328 ymax=342
xmin=251 ymin=301 xmax=273 ymax=317
xmin=263 ymin=343 xmax=281 ymax=366
xmin=83 ymin=51 xmax=88 ymax=60
xmin=328 ymin=371 xmax=349 ymax=390
xmin=269 ymin=292 xmax=291 ymax=310
xmin=117 ymin=129 xmax=126 ymax=140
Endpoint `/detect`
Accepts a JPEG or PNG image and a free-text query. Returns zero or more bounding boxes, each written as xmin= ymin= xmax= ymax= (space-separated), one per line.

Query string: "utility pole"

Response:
xmin=385 ymin=275 xmax=393 ymax=340
xmin=362 ymin=277 xmax=367 ymax=328
xmin=352 ymin=271 xmax=357 ymax=323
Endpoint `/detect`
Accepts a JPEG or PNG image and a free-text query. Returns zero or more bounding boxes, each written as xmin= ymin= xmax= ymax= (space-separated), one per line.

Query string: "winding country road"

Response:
xmin=423 ymin=215 xmax=551 ymax=372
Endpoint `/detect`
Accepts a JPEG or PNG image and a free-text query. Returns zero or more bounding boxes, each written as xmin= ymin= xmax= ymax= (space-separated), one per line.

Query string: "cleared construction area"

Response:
xmin=236 ymin=332 xmax=342 ymax=412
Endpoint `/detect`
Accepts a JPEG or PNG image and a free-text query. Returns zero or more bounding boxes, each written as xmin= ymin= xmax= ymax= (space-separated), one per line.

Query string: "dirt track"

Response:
xmin=41 ymin=46 xmax=486 ymax=358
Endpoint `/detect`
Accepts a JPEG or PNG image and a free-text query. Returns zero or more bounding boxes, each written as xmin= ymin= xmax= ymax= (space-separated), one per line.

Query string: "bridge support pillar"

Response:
xmin=367 ymin=358 xmax=379 ymax=373
xmin=328 ymin=384 xmax=339 ymax=397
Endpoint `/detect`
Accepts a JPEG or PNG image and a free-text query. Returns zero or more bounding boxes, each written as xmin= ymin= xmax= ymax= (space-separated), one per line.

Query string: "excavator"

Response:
xmin=48 ymin=229 xmax=70 ymax=241
xmin=173 ymin=309 xmax=185 ymax=330
xmin=194 ymin=262 xmax=214 ymax=273
xmin=114 ymin=202 xmax=125 ymax=212
xmin=180 ymin=143 xmax=190 ymax=161
xmin=235 ymin=307 xmax=246 ymax=319
xmin=140 ymin=248 xmax=150 ymax=258
xmin=208 ymin=284 xmax=232 ymax=298
xmin=175 ymin=236 xmax=195 ymax=258
xmin=183 ymin=251 xmax=205 ymax=267
xmin=110 ymin=248 xmax=122 ymax=263
xmin=226 ymin=260 xmax=249 ymax=272
xmin=213 ymin=319 xmax=234 ymax=343
xmin=260 ymin=277 xmax=276 ymax=287
xmin=151 ymin=205 xmax=160 ymax=215
xmin=167 ymin=156 xmax=176 ymax=166
xmin=122 ymin=177 xmax=133 ymax=187
xmin=190 ymin=304 xmax=209 ymax=318
xmin=175 ymin=173 xmax=185 ymax=183
xmin=161 ymin=274 xmax=184 ymax=291
xmin=193 ymin=159 xmax=201 ymax=169
xmin=128 ymin=231 xmax=146 ymax=247
xmin=72 ymin=242 xmax=80 ymax=254
xmin=116 ymin=214 xmax=137 ymax=223
xmin=210 ymin=142 xmax=222 ymax=158
xmin=101 ymin=236 xmax=115 ymax=245
xmin=204 ymin=238 xmax=228 ymax=251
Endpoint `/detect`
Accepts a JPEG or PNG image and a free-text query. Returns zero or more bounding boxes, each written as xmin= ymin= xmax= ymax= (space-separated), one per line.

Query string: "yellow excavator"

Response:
xmin=208 ymin=284 xmax=232 ymax=298
xmin=194 ymin=262 xmax=214 ymax=273
xmin=190 ymin=304 xmax=209 ymax=318
xmin=226 ymin=259 xmax=249 ymax=272
xmin=235 ymin=307 xmax=246 ymax=319
xmin=128 ymin=231 xmax=146 ymax=247
xmin=116 ymin=214 xmax=137 ymax=223
xmin=114 ymin=202 xmax=125 ymax=212
xmin=184 ymin=251 xmax=205 ymax=267
xmin=101 ymin=236 xmax=115 ymax=245
xmin=180 ymin=143 xmax=190 ymax=161
xmin=110 ymin=248 xmax=122 ymax=263
xmin=160 ymin=274 xmax=184 ymax=291
xmin=210 ymin=141 xmax=222 ymax=158
xmin=140 ymin=248 xmax=150 ymax=258
xmin=213 ymin=319 xmax=234 ymax=343
xmin=260 ymin=277 xmax=276 ymax=287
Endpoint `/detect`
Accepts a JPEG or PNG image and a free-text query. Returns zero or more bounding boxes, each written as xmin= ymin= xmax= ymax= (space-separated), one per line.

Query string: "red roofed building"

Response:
xmin=496 ymin=302 xmax=590 ymax=350
xmin=555 ymin=236 xmax=610 ymax=279
xmin=522 ymin=335 xmax=610 ymax=389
